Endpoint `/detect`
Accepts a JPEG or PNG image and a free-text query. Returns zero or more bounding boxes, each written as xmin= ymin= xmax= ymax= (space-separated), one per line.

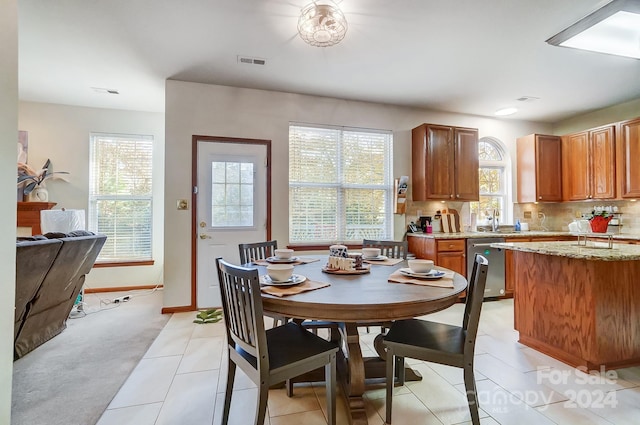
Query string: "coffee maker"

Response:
xmin=418 ymin=216 xmax=431 ymax=232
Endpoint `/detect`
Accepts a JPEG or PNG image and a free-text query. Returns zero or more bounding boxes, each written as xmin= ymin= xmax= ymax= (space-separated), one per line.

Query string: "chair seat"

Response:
xmin=236 ymin=322 xmax=338 ymax=372
xmin=384 ymin=319 xmax=466 ymax=367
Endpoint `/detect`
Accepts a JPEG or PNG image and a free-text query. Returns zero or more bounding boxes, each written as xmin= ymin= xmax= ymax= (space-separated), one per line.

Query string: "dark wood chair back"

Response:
xmin=363 ymin=239 xmax=408 ymax=259
xmin=216 ymin=258 xmax=268 ymax=368
xmin=238 ymin=240 xmax=278 ymax=264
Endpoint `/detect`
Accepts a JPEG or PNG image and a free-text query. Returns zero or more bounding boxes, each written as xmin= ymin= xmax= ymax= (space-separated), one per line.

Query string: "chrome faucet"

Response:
xmin=491 ymin=209 xmax=499 ymax=232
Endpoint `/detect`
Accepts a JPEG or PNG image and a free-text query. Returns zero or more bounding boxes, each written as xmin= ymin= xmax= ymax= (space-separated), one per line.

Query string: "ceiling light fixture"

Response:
xmin=495 ymin=107 xmax=518 ymax=116
xmin=297 ymin=1 xmax=348 ymax=47
xmin=546 ymin=0 xmax=640 ymax=59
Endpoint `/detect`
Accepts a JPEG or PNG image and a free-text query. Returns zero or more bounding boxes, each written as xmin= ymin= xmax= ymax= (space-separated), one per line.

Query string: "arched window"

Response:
xmin=471 ymin=137 xmax=512 ymax=226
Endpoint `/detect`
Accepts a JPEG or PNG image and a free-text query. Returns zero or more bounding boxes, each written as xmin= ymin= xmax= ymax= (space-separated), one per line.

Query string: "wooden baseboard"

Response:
xmin=83 ymin=284 xmax=162 ymax=294
xmin=161 ymin=305 xmax=196 ymax=314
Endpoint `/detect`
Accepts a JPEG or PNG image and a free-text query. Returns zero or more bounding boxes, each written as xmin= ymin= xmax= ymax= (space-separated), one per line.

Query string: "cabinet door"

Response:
xmin=535 ymin=135 xmax=563 ymax=201
xmin=562 ymin=132 xmax=590 ymax=201
xmin=620 ymin=118 xmax=640 ymax=198
xmin=437 ymin=251 xmax=466 ymax=276
xmin=454 ymin=128 xmax=479 ymax=201
xmin=590 ymin=125 xmax=616 ymax=199
xmin=425 ymin=125 xmax=455 ymax=200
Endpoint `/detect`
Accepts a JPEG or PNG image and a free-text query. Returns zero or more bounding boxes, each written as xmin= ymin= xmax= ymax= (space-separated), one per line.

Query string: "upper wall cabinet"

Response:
xmin=516 ymin=134 xmax=563 ymax=203
xmin=412 ymin=124 xmax=479 ymax=201
xmin=562 ymin=125 xmax=616 ymax=201
xmin=619 ymin=117 xmax=640 ymax=198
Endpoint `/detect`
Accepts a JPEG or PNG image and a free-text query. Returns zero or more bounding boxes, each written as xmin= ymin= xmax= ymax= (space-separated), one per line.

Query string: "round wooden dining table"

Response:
xmin=255 ymin=256 xmax=467 ymax=425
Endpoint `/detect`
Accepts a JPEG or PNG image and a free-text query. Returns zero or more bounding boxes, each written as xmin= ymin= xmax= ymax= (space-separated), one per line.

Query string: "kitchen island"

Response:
xmin=492 ymin=240 xmax=640 ymax=370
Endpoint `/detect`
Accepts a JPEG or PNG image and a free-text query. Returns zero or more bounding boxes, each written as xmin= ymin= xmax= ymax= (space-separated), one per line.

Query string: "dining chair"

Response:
xmin=238 ymin=240 xmax=288 ymax=327
xmin=382 ymin=253 xmax=489 ymax=425
xmin=216 ymin=258 xmax=339 ymax=425
xmin=361 ymin=239 xmax=408 ymax=333
xmin=238 ymin=240 xmax=278 ymax=264
xmin=362 ymin=239 xmax=408 ymax=259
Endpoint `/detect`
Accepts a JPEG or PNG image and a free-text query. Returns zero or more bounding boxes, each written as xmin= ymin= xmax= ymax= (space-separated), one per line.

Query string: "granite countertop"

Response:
xmin=490 ymin=241 xmax=640 ymax=261
xmin=407 ymin=231 xmax=568 ymax=239
xmin=407 ymin=231 xmax=640 ymax=241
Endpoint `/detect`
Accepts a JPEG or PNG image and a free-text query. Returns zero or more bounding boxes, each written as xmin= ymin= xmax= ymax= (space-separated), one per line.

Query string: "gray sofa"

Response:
xmin=14 ymin=231 xmax=106 ymax=359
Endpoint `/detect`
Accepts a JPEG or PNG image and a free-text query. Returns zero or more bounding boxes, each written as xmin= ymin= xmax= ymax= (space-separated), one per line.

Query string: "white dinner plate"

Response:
xmin=362 ymin=255 xmax=388 ymax=261
xmin=266 ymin=256 xmax=299 ymax=263
xmin=259 ymin=274 xmax=306 ymax=286
xmin=399 ymin=268 xmax=445 ymax=280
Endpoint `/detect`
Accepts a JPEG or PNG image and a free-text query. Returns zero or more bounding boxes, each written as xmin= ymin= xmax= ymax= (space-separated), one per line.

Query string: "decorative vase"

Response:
xmin=589 ymin=215 xmax=612 ymax=233
xmin=27 ymin=186 xmax=49 ymax=202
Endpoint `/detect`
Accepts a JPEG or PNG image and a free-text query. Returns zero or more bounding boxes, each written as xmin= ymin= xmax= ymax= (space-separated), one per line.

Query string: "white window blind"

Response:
xmin=289 ymin=124 xmax=393 ymax=243
xmin=88 ymin=133 xmax=153 ymax=261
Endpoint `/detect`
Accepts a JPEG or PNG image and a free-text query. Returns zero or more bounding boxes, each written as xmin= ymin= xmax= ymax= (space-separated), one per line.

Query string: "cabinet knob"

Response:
xmin=538 ymin=196 xmax=543 ymax=200
xmin=456 ymin=194 xmax=460 ymax=198
xmin=450 ymin=194 xmax=454 ymax=198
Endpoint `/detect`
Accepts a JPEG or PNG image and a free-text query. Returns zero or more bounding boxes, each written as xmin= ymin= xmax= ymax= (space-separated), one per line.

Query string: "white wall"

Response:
xmin=553 ymin=97 xmax=640 ymax=135
xmin=1 ymin=0 xmax=18 ymax=420
xmin=164 ymin=80 xmax=552 ymax=308
xmin=18 ymin=102 xmax=165 ymax=289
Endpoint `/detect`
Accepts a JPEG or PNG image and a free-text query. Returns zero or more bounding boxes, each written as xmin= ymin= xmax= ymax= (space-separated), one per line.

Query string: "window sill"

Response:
xmin=93 ymin=259 xmax=155 ymax=268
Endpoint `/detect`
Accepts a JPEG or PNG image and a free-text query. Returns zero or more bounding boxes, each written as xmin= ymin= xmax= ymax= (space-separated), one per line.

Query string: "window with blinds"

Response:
xmin=289 ymin=124 xmax=393 ymax=243
xmin=88 ymin=133 xmax=153 ymax=262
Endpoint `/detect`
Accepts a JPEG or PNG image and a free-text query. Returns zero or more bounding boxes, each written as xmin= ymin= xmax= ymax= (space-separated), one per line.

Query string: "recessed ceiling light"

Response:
xmin=495 ymin=107 xmax=518 ymax=116
xmin=546 ymin=0 xmax=640 ymax=59
xmin=91 ymin=87 xmax=119 ymax=95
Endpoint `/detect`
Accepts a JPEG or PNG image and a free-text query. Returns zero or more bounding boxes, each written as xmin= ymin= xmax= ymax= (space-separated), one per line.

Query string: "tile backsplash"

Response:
xmin=404 ymin=199 xmax=640 ymax=235
xmin=513 ymin=201 xmax=640 ymax=234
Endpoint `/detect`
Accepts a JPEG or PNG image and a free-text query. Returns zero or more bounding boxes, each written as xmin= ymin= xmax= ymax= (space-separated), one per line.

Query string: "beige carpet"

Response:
xmin=12 ymin=290 xmax=170 ymax=425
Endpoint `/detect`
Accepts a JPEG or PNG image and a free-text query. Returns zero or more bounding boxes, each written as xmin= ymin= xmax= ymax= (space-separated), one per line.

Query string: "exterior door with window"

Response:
xmin=196 ymin=140 xmax=268 ymax=308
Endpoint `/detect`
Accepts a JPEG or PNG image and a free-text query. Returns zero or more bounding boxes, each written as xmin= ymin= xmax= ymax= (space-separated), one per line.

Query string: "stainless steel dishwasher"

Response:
xmin=466 ymin=237 xmax=505 ymax=298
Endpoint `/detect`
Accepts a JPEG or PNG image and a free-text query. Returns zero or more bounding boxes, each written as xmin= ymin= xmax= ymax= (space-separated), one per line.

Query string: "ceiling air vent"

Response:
xmin=237 ymin=56 xmax=266 ymax=66
xmin=516 ymin=96 xmax=539 ymax=102
xmin=91 ymin=87 xmax=119 ymax=95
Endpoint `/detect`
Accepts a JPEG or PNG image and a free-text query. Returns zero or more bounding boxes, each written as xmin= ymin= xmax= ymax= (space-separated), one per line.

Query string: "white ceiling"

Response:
xmin=17 ymin=0 xmax=640 ymax=123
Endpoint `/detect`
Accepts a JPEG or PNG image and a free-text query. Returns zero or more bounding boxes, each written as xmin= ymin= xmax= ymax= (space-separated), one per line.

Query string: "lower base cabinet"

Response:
xmin=408 ymin=237 xmax=466 ymax=298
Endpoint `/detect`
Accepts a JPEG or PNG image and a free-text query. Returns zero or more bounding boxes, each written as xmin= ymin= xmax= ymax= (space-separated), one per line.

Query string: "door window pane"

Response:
xmin=210 ymin=161 xmax=254 ymax=227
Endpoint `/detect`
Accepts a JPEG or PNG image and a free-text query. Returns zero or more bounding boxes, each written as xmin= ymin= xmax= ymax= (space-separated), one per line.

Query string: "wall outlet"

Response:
xmin=523 ymin=211 xmax=532 ymax=219
xmin=575 ymin=210 xmax=583 ymax=218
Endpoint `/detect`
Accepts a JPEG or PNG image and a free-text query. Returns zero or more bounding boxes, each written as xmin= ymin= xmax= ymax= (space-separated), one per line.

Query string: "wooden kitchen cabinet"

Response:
xmin=516 ymin=134 xmax=563 ymax=202
xmin=407 ymin=236 xmax=466 ymax=277
xmin=503 ymin=235 xmax=574 ymax=297
xmin=562 ymin=125 xmax=615 ymax=201
xmin=412 ymin=124 xmax=479 ymax=201
xmin=619 ymin=117 xmax=640 ymax=198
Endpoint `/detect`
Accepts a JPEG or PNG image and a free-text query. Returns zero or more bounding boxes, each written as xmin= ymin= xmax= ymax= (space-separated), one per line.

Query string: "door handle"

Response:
xmin=199 ymin=234 xmax=211 ymax=239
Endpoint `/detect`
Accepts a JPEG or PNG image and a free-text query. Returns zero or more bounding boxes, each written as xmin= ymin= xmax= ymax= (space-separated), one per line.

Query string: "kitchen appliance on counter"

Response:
xmin=418 ymin=216 xmax=431 ymax=232
xmin=466 ymin=237 xmax=505 ymax=298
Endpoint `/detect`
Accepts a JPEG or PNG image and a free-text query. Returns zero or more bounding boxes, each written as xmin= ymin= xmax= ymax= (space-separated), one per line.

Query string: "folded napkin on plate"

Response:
xmin=252 ymin=257 xmax=320 ymax=266
xmin=388 ymin=270 xmax=455 ymax=288
xmin=260 ymin=280 xmax=330 ymax=297
xmin=363 ymin=257 xmax=404 ymax=266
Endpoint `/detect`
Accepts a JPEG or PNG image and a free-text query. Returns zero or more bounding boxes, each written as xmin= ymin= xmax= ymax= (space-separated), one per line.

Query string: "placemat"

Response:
xmin=252 ymin=257 xmax=321 ymax=266
xmin=363 ymin=257 xmax=404 ymax=266
xmin=260 ymin=279 xmax=331 ymax=297
xmin=388 ymin=270 xmax=455 ymax=288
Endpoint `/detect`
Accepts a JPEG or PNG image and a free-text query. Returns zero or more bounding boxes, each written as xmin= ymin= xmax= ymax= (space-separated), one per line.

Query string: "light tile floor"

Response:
xmin=96 ymin=299 xmax=640 ymax=425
